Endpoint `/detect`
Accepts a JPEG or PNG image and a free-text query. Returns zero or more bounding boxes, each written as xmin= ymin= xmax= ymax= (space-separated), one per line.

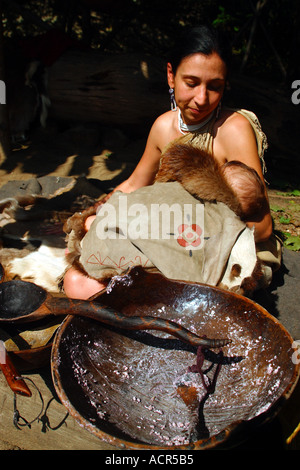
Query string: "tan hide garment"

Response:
xmin=79 ymin=181 xmax=248 ymax=287
xmin=161 ymin=108 xmax=268 ymax=175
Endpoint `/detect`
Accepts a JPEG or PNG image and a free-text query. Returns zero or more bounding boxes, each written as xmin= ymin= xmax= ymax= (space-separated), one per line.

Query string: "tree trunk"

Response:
xmin=48 ymin=50 xmax=169 ymax=131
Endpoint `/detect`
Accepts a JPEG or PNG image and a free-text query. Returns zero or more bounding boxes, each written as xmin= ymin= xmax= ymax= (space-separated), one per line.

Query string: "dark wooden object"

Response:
xmin=51 ymin=267 xmax=300 ymax=450
xmin=48 ymin=51 xmax=169 ymax=130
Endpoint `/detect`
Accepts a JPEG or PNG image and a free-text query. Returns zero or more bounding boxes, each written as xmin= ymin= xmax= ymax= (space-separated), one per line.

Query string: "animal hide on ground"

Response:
xmin=0 ymin=176 xmax=104 ymax=292
xmin=0 ymin=244 xmax=68 ymax=292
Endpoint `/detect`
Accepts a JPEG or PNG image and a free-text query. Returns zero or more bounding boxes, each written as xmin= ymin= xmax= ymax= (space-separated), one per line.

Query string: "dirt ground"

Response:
xmin=0 ymin=121 xmax=299 ymax=251
xmin=268 ymin=189 xmax=300 ymax=249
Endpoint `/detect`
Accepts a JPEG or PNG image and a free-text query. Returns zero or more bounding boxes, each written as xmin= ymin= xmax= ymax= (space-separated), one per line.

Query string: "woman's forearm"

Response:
xmin=114 ymin=178 xmax=142 ymax=194
xmin=247 ymin=212 xmax=273 ymax=243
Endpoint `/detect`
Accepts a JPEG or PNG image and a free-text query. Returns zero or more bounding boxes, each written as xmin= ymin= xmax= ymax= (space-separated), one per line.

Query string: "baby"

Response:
xmin=220 ymin=160 xmax=269 ymax=222
xmin=154 ymin=143 xmax=269 ymax=223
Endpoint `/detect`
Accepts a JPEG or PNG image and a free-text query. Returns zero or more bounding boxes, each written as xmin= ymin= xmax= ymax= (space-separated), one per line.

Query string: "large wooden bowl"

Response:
xmin=51 ymin=267 xmax=300 ymax=450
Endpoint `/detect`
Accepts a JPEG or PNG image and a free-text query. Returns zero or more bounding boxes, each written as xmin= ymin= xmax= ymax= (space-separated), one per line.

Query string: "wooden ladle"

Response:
xmin=0 ymin=280 xmax=230 ymax=349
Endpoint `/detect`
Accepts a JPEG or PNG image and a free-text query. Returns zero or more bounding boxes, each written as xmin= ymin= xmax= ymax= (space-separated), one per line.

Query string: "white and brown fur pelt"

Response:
xmin=64 ymin=143 xmax=264 ymax=295
xmin=0 ymin=192 xmax=100 ymax=292
xmin=63 ymin=196 xmax=107 ymax=278
xmin=0 ymin=193 xmax=69 ymax=291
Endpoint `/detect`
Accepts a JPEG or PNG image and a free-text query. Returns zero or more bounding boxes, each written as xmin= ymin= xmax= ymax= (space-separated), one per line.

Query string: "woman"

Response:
xmin=64 ymin=25 xmax=278 ymax=299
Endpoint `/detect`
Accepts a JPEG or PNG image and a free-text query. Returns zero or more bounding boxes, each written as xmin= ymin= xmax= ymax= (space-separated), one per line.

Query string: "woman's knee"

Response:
xmin=63 ymin=267 xmax=105 ymax=299
xmin=85 ymin=215 xmax=96 ymax=231
xmin=63 ymin=267 xmax=83 ymax=298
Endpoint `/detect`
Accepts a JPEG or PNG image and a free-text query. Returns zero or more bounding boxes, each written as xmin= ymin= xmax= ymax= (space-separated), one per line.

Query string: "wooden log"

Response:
xmin=48 ymin=50 xmax=169 ymax=130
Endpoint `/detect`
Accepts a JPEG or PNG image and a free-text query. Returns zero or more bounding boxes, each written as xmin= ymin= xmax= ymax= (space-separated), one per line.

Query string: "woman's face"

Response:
xmin=167 ymin=52 xmax=227 ymax=125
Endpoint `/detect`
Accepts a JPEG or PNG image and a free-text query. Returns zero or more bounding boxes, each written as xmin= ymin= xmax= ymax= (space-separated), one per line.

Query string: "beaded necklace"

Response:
xmin=178 ymin=109 xmax=215 ymax=135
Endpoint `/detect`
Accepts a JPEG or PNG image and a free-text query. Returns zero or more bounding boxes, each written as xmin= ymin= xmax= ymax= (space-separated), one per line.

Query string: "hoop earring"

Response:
xmin=169 ymin=88 xmax=177 ymax=111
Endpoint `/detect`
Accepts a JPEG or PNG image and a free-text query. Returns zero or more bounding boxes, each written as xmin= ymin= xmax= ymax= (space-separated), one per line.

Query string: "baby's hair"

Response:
xmin=168 ymin=24 xmax=232 ymax=75
xmin=221 ymin=161 xmax=268 ymax=221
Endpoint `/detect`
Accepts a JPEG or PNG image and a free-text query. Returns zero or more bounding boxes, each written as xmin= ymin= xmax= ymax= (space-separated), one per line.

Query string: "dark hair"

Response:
xmin=169 ymin=25 xmax=232 ymax=74
xmin=221 ymin=161 xmax=269 ymax=220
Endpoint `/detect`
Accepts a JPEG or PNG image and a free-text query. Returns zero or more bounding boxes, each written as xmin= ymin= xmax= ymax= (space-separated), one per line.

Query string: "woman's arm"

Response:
xmin=113 ymin=115 xmax=171 ymax=195
xmin=216 ymin=113 xmax=273 ymax=242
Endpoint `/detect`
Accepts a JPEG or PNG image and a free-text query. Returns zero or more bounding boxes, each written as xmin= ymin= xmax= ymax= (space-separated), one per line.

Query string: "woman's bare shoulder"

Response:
xmin=215 ymin=109 xmax=257 ymax=147
xmin=149 ymin=110 xmax=179 ymax=149
xmin=217 ymin=109 xmax=252 ymax=132
xmin=214 ymin=108 xmax=260 ymax=165
xmin=152 ymin=110 xmax=175 ymax=130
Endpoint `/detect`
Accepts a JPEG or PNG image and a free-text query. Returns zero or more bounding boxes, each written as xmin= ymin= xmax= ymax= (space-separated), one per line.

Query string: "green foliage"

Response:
xmin=276 ymin=190 xmax=300 ymax=197
xmin=289 ymin=200 xmax=300 ymax=211
xmin=1 ymin=0 xmax=299 ymax=79
xmin=270 ymin=205 xmax=283 ymax=212
xmin=283 ymin=233 xmax=300 ymax=251
xmin=279 ymin=216 xmax=291 ymax=224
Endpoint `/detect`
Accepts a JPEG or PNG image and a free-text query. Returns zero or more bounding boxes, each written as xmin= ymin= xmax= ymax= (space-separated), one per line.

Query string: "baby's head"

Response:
xmin=221 ymin=161 xmax=269 ymax=221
